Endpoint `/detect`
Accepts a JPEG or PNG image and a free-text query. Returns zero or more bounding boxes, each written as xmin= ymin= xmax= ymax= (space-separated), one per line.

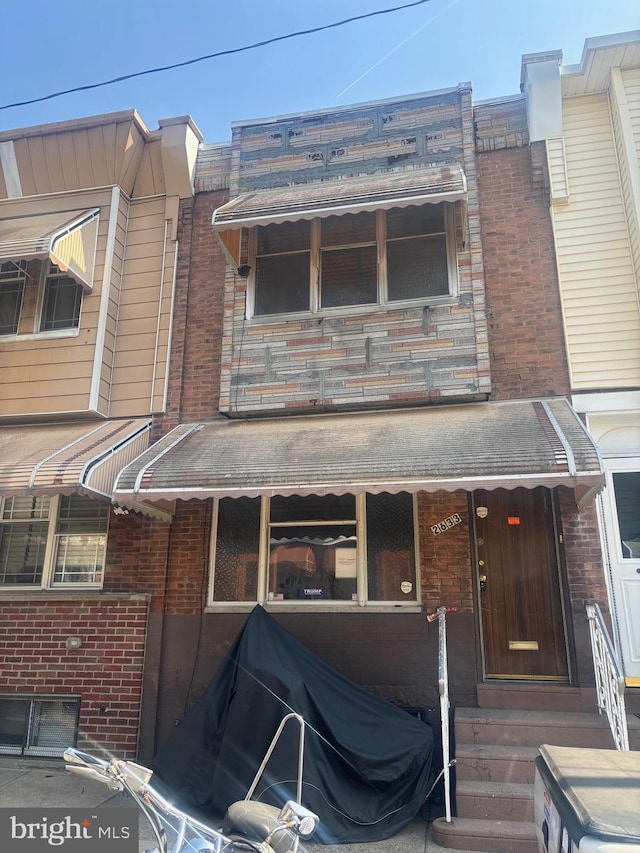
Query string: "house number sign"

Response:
xmin=431 ymin=513 xmax=462 ymax=535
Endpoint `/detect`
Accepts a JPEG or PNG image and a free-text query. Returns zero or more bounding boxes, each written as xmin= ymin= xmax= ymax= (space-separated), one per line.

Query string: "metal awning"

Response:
xmin=212 ymin=165 xmax=467 ymax=267
xmin=113 ymin=398 xmax=604 ymax=508
xmin=0 ymin=419 xmax=151 ymax=502
xmin=213 ymin=164 xmax=466 ymax=229
xmin=0 ymin=208 xmax=99 ymax=291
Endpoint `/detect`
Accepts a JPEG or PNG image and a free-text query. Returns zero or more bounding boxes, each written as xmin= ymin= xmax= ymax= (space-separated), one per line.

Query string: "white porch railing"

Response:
xmin=427 ymin=605 xmax=458 ymax=822
xmin=585 ymin=603 xmax=629 ymax=751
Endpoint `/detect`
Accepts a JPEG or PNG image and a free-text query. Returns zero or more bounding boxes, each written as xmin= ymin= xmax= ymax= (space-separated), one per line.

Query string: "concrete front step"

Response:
xmin=455 ymin=744 xmax=538 ymax=783
xmin=454 ymin=707 xmax=617 ymax=748
xmin=456 ymin=780 xmax=534 ymax=822
xmin=431 ymin=817 xmax=538 ymax=853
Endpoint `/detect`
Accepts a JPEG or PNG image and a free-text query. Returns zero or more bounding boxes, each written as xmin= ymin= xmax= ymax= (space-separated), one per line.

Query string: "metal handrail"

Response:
xmin=585 ymin=603 xmax=629 ymax=751
xmin=427 ymin=605 xmax=457 ymax=822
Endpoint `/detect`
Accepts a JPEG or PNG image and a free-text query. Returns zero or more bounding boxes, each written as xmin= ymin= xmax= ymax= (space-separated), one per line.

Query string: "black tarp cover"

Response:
xmin=152 ymin=606 xmax=434 ymax=843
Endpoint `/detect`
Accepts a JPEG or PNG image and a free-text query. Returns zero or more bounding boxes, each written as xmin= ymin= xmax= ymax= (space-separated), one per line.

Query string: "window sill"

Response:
xmin=247 ymin=294 xmax=456 ymax=326
xmin=0 ymin=328 xmax=79 ymax=343
xmin=0 ymin=589 xmax=150 ymax=602
xmin=205 ymin=602 xmax=423 ymax=614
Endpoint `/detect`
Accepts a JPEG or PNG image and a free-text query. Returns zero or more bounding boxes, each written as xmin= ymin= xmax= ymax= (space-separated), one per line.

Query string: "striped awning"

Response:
xmin=113 ymin=398 xmax=604 ymax=508
xmin=212 ymin=165 xmax=467 ymax=267
xmin=0 ymin=208 xmax=99 ymax=291
xmin=0 ymin=419 xmax=151 ymax=501
xmin=213 ymin=164 xmax=466 ymax=230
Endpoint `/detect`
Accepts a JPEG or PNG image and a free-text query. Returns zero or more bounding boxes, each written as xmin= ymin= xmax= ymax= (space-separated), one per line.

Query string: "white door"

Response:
xmin=599 ymin=459 xmax=640 ymax=685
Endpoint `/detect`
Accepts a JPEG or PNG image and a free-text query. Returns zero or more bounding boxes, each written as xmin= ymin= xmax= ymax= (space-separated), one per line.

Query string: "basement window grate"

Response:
xmin=0 ymin=696 xmax=80 ymax=757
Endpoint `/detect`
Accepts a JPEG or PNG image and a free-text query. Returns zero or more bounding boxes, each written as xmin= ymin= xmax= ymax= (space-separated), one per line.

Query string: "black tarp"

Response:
xmin=152 ymin=605 xmax=434 ymax=843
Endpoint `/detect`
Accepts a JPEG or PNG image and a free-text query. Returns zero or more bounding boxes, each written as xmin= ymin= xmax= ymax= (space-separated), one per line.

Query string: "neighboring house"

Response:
xmin=0 ymin=111 xmax=202 ymax=756
xmin=112 ymin=81 xmax=607 ymax=764
xmin=520 ymin=31 xmax=640 ymax=686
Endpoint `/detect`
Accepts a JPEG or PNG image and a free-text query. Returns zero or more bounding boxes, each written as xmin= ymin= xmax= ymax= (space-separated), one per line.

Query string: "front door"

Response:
xmin=474 ymin=487 xmax=569 ymax=680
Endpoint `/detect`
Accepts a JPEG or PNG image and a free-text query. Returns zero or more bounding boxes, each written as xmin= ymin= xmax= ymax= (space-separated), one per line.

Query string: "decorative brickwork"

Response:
xmin=217 ymin=86 xmax=491 ymax=416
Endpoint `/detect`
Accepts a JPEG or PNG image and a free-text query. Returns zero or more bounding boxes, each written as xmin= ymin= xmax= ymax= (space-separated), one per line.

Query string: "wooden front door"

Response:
xmin=474 ymin=487 xmax=569 ymax=680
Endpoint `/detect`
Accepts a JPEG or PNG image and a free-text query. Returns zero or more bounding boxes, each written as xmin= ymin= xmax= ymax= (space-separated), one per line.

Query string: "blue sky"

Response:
xmin=1 ymin=0 xmax=639 ymax=142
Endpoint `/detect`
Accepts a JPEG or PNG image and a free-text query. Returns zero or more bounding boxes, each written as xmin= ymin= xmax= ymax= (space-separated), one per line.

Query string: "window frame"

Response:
xmin=246 ymin=204 xmax=458 ymax=321
xmin=0 ymin=494 xmax=109 ymax=590
xmin=0 ymin=261 xmax=27 ymax=335
xmin=0 ymin=259 xmax=83 ymax=341
xmin=603 ymin=459 xmax=640 ymax=563
xmin=37 ymin=262 xmax=83 ymax=333
xmin=207 ymin=492 xmax=421 ymax=611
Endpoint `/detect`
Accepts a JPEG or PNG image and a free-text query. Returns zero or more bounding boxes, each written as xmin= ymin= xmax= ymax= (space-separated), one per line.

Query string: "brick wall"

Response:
xmin=0 ymin=597 xmax=148 ymax=757
xmin=477 ymin=143 xmax=571 ymax=399
xmin=417 ymin=491 xmax=473 ymax=613
xmin=558 ymin=488 xmax=608 ymax=685
xmin=158 ymin=191 xmax=228 ymax=434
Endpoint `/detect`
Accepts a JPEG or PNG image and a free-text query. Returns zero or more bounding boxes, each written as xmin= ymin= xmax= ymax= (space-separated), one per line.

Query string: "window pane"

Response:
xmin=57 ymin=494 xmax=109 ymax=526
xmin=0 ymin=699 xmax=29 ymax=753
xmin=321 ymin=211 xmax=376 ymax=247
xmin=53 ymin=534 xmax=106 ymax=584
xmin=269 ymin=495 xmax=358 ymax=601
xmin=53 ymin=496 xmax=108 ymax=584
xmin=255 ymin=252 xmax=310 ymax=315
xmin=3 ymin=496 xmax=51 ymax=520
xmin=386 ymin=204 xmax=445 ymax=239
xmin=613 ymin=472 xmax=640 ymax=558
xmin=0 ymin=263 xmax=25 ymax=334
xmin=0 ymin=522 xmax=48 ymax=584
xmin=321 ymin=245 xmax=378 ymax=307
xmin=257 ymin=221 xmax=310 ymax=255
xmin=40 ymin=271 xmax=82 ymax=331
xmin=387 ymin=234 xmax=449 ymax=301
xmin=366 ymin=492 xmax=417 ymax=601
xmin=271 ymin=494 xmax=355 ymax=523
xmin=213 ymin=497 xmax=260 ymax=601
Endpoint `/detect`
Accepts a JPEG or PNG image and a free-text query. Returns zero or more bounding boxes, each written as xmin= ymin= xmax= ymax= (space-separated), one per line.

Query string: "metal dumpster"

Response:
xmin=534 ymin=744 xmax=640 ymax=852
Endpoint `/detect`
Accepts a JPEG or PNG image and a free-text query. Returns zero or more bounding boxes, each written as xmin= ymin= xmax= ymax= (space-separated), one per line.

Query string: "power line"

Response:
xmin=0 ymin=0 xmax=432 ymax=112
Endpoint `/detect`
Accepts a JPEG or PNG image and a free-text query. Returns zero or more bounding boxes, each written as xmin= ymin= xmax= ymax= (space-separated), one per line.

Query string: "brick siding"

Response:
xmin=0 ymin=597 xmax=148 ymax=757
xmin=477 ymin=143 xmax=571 ymax=399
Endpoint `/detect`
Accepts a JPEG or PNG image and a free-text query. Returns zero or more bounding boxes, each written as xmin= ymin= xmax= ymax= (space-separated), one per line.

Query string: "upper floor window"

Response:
xmin=40 ymin=264 xmax=83 ymax=331
xmin=0 ymin=261 xmax=26 ymax=335
xmin=209 ymin=491 xmax=419 ymax=607
xmin=0 ymin=494 xmax=108 ymax=588
xmin=0 ymin=260 xmax=83 ymax=337
xmin=250 ymin=203 xmax=457 ymax=318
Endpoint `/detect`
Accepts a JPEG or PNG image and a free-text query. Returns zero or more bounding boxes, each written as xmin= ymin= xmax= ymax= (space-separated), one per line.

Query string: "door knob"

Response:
xmin=479 ymin=574 xmax=487 ymax=590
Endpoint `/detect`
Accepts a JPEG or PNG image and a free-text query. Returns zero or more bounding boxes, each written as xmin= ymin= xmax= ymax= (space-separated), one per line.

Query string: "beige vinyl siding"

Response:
xmin=93 ymin=192 xmax=129 ymax=416
xmin=546 ymin=137 xmax=569 ymax=202
xmin=0 ymin=190 xmax=113 ymax=418
xmin=619 ymin=69 xmax=640 ymax=302
xmin=132 ymin=140 xmax=167 ymax=198
xmin=108 ymin=196 xmax=175 ymax=417
xmin=551 ymin=93 xmax=640 ymax=389
xmin=9 ymin=121 xmax=148 ymax=198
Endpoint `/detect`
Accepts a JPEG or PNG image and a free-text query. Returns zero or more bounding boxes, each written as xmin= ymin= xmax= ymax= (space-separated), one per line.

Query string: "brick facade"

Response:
xmin=138 ymin=93 xmax=608 ymax=755
xmin=476 ymin=139 xmax=571 ymax=400
xmin=219 ymin=87 xmax=491 ymax=416
xmin=0 ymin=597 xmax=148 ymax=757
